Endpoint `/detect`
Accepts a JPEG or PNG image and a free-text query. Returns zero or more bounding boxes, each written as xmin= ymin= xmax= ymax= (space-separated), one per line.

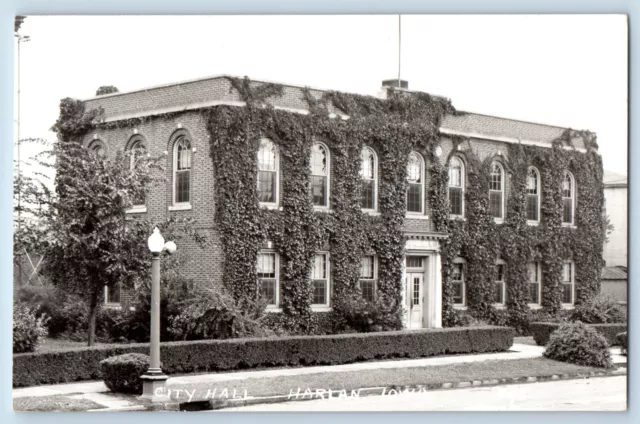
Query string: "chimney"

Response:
xmin=382 ymin=79 xmax=409 ymax=89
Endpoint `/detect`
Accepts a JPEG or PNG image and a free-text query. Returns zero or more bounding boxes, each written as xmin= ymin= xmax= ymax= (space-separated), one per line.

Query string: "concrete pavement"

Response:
xmin=221 ymin=375 xmax=627 ymax=412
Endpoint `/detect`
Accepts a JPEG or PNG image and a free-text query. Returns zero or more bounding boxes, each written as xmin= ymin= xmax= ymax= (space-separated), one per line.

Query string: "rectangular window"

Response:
xmin=359 ymin=256 xmax=376 ymax=302
xmin=562 ymin=261 xmax=574 ymax=305
xmin=526 ymin=195 xmax=538 ymax=221
xmin=494 ymin=264 xmax=505 ymax=305
xmin=406 ymin=256 xmax=424 ymax=269
xmin=563 ymin=198 xmax=573 ymax=224
xmin=490 ymin=191 xmax=503 ymax=219
xmin=311 ymin=253 xmax=329 ymax=306
xmin=449 ymin=187 xmax=463 ymax=216
xmin=361 ymin=180 xmax=375 ymax=210
xmin=407 ymin=183 xmax=422 ymax=213
xmin=105 ymin=283 xmax=121 ymax=305
xmin=258 ymin=171 xmax=276 ymax=203
xmin=452 ymin=262 xmax=465 ymax=305
xmin=528 ymin=262 xmax=541 ymax=305
xmin=311 ymin=175 xmax=328 ymax=207
xmin=257 ymin=252 xmax=278 ymax=306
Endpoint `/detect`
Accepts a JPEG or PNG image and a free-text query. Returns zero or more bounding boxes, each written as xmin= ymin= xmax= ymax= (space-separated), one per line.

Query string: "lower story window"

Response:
xmin=311 ymin=253 xmax=330 ymax=306
xmin=562 ymin=261 xmax=575 ymax=305
xmin=257 ymin=251 xmax=278 ymax=307
xmin=528 ymin=262 xmax=541 ymax=305
xmin=494 ymin=262 xmax=506 ymax=305
xmin=452 ymin=260 xmax=465 ymax=306
xmin=359 ymin=255 xmax=377 ymax=302
xmin=105 ymin=283 xmax=121 ymax=305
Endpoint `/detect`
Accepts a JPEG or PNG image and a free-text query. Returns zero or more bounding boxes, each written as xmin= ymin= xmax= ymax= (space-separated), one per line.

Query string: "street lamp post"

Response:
xmin=140 ymin=227 xmax=176 ymax=401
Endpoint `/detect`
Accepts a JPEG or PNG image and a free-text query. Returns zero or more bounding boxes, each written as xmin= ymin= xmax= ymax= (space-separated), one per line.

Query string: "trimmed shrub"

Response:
xmin=571 ymin=293 xmax=627 ymax=324
xmin=531 ymin=322 xmax=627 ymax=346
xmin=617 ymin=332 xmax=627 ymax=355
xmin=14 ymin=325 xmax=514 ymax=387
xmin=543 ymin=322 xmax=613 ymax=368
xmin=100 ymin=353 xmax=158 ymax=394
xmin=13 ymin=303 xmax=49 ymax=353
xmin=332 ymin=295 xmax=404 ymax=333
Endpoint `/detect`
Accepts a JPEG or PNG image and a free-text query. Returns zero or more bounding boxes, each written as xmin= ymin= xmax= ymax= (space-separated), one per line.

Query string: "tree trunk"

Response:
xmin=87 ymin=290 xmax=99 ymax=346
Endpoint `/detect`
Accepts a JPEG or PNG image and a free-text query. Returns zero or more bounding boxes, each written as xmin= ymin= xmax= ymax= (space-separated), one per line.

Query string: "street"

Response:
xmin=220 ymin=376 xmax=627 ymax=412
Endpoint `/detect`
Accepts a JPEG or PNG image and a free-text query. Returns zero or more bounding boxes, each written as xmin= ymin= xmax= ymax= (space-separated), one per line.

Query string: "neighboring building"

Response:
xmin=601 ymin=266 xmax=627 ymax=304
xmin=603 ymin=170 xmax=627 ymax=267
xmin=72 ymin=75 xmax=602 ymax=329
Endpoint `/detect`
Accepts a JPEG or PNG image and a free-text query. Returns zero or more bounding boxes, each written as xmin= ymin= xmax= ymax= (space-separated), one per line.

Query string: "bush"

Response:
xmin=333 ymin=295 xmax=404 ymax=333
xmin=571 ymin=293 xmax=627 ymax=324
xmin=13 ymin=303 xmax=49 ymax=353
xmin=13 ymin=325 xmax=514 ymax=387
xmin=531 ymin=322 xmax=627 ymax=346
xmin=100 ymin=353 xmax=158 ymax=394
xmin=543 ymin=322 xmax=613 ymax=368
xmin=617 ymin=332 xmax=627 ymax=355
xmin=168 ymin=291 xmax=271 ymax=340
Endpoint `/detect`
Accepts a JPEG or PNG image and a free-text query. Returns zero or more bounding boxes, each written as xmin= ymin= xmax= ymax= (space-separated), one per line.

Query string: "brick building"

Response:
xmin=77 ymin=75 xmax=596 ymax=329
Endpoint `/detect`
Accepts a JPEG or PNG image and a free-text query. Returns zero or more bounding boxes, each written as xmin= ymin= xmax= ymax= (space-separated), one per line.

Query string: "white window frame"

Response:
xmin=310 ymin=252 xmax=331 ymax=310
xmin=452 ymin=258 xmax=466 ymax=308
xmin=104 ymin=283 xmax=121 ymax=307
xmin=257 ymin=249 xmax=280 ymax=310
xmin=359 ymin=255 xmax=378 ymax=302
xmin=310 ymin=142 xmax=330 ymax=210
xmin=528 ymin=261 xmax=542 ymax=308
xmin=562 ymin=171 xmax=576 ymax=227
xmin=127 ymin=139 xmax=148 ymax=213
xmin=171 ymin=135 xmax=193 ymax=209
xmin=493 ymin=259 xmax=506 ymax=307
xmin=360 ymin=146 xmax=378 ymax=213
xmin=88 ymin=139 xmax=108 ymax=158
xmin=257 ymin=138 xmax=280 ymax=209
xmin=448 ymin=156 xmax=465 ymax=219
xmin=490 ymin=162 xmax=505 ymax=224
xmin=406 ymin=151 xmax=425 ymax=216
xmin=562 ymin=260 xmax=575 ymax=307
xmin=526 ymin=167 xmax=541 ymax=225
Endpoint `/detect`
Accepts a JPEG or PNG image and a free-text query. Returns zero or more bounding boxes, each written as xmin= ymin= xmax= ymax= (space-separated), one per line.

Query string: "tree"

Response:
xmin=15 ymin=138 xmax=205 ymax=345
xmin=96 ymin=86 xmax=119 ymax=96
xmin=15 ymin=16 xmax=25 ymax=33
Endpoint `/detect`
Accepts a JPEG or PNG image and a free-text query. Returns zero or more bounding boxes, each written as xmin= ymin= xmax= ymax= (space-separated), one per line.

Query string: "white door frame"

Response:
xmin=402 ymin=239 xmax=443 ymax=329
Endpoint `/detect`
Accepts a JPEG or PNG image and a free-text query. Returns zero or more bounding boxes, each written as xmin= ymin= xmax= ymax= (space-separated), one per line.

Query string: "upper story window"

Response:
xmin=104 ymin=283 xmax=121 ymax=305
xmin=258 ymin=139 xmax=279 ymax=206
xmin=359 ymin=255 xmax=377 ymax=302
xmin=562 ymin=171 xmax=575 ymax=225
xmin=173 ymin=136 xmax=192 ymax=205
xmin=490 ymin=162 xmax=505 ymax=221
xmin=129 ymin=139 xmax=147 ymax=207
xmin=494 ymin=260 xmax=506 ymax=306
xmin=452 ymin=258 xmax=466 ymax=306
xmin=88 ymin=140 xmax=107 ymax=159
xmin=448 ymin=157 xmax=465 ymax=218
xmin=360 ymin=147 xmax=378 ymax=211
xmin=562 ymin=261 xmax=575 ymax=305
xmin=406 ymin=152 xmax=425 ymax=214
xmin=310 ymin=143 xmax=329 ymax=208
xmin=526 ymin=167 xmax=540 ymax=223
xmin=311 ymin=252 xmax=330 ymax=307
xmin=257 ymin=250 xmax=279 ymax=308
xmin=528 ymin=262 xmax=541 ymax=306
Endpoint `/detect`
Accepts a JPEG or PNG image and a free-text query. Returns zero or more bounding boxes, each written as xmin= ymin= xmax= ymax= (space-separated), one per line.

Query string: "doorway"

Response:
xmin=405 ymin=256 xmax=427 ymax=329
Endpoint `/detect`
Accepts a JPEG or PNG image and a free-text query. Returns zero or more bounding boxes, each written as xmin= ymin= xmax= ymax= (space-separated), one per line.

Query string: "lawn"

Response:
xmin=36 ymin=338 xmax=110 ymax=353
xmin=162 ymin=357 xmax=607 ymax=404
xmin=13 ymin=395 xmax=104 ymax=412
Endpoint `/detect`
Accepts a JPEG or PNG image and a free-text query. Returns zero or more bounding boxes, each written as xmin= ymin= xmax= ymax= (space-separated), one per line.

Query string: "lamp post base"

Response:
xmin=139 ymin=372 xmax=169 ymax=402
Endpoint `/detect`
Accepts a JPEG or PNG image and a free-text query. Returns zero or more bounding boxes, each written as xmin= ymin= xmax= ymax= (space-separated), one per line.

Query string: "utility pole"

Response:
xmin=15 ymin=32 xmax=30 ymax=230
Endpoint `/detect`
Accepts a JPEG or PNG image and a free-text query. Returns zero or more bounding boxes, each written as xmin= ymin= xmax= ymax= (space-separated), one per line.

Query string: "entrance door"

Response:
xmin=407 ymin=273 xmax=424 ymax=329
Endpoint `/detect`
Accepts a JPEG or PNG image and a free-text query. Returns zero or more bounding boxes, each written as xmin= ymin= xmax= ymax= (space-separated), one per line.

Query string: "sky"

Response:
xmin=13 ymin=15 xmax=628 ymax=177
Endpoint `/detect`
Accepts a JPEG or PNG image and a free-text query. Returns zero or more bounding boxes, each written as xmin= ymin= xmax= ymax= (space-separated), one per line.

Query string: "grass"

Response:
xmin=161 ymin=357 xmax=606 ymax=403
xmin=13 ymin=395 xmax=104 ymax=412
xmin=36 ymin=338 xmax=110 ymax=353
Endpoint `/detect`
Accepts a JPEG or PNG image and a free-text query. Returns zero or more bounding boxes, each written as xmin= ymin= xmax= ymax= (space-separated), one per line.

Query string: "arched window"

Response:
xmin=128 ymin=139 xmax=147 ymax=207
xmin=448 ymin=156 xmax=464 ymax=217
xmin=406 ymin=152 xmax=424 ymax=214
xmin=310 ymin=142 xmax=329 ymax=207
xmin=88 ymin=140 xmax=107 ymax=158
xmin=562 ymin=171 xmax=575 ymax=225
xmin=526 ymin=167 xmax=540 ymax=223
xmin=490 ymin=162 xmax=505 ymax=221
xmin=360 ymin=147 xmax=377 ymax=210
xmin=257 ymin=139 xmax=279 ymax=205
xmin=173 ymin=136 xmax=192 ymax=205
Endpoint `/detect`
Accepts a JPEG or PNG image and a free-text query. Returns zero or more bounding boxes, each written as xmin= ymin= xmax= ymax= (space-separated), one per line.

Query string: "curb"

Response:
xmin=159 ymin=366 xmax=626 ymax=411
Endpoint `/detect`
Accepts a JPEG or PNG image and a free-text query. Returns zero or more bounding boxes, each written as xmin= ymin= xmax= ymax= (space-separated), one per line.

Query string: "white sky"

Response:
xmin=14 ymin=15 xmax=628 ymax=176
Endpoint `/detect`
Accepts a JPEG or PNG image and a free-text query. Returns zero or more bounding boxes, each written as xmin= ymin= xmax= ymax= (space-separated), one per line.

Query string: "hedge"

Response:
xmin=14 ymin=326 xmax=513 ymax=387
xmin=531 ymin=322 xmax=627 ymax=346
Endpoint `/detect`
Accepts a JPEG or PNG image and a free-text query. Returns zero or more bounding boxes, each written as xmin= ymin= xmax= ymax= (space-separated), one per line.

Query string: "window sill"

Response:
xmin=493 ymin=218 xmax=504 ymax=225
xmin=311 ymin=306 xmax=332 ymax=312
xmin=449 ymin=215 xmax=466 ymax=221
xmin=453 ymin=305 xmax=467 ymax=311
xmin=104 ymin=303 xmax=122 ymax=310
xmin=562 ymin=223 xmax=577 ymax=229
xmin=405 ymin=214 xmax=429 ymax=220
xmin=313 ymin=207 xmax=332 ymax=213
xmin=527 ymin=220 xmax=540 ymax=226
xmin=264 ymin=307 xmax=282 ymax=313
xmin=561 ymin=304 xmax=575 ymax=310
xmin=362 ymin=209 xmax=380 ymax=216
xmin=528 ymin=304 xmax=542 ymax=310
xmin=126 ymin=206 xmax=147 ymax=214
xmin=260 ymin=203 xmax=282 ymax=211
xmin=493 ymin=304 xmax=506 ymax=310
xmin=168 ymin=204 xmax=192 ymax=211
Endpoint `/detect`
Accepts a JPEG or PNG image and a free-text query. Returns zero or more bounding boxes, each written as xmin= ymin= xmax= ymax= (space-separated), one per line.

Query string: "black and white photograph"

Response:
xmin=11 ymin=14 xmax=628 ymax=412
